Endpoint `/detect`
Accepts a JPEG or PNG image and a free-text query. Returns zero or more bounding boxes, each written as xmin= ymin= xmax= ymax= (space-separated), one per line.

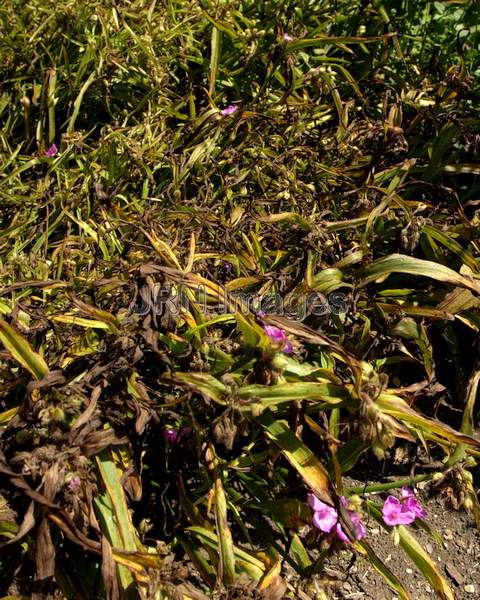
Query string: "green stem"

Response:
xmin=348 ymin=472 xmax=433 ymax=495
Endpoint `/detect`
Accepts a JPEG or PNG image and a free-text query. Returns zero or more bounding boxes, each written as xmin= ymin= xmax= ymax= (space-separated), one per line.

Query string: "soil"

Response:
xmin=322 ymin=491 xmax=480 ymax=600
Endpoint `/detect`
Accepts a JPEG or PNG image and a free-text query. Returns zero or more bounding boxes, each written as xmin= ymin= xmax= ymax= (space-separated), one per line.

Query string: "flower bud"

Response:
xmin=372 ymin=439 xmax=385 ymax=460
xmin=271 ymin=352 xmax=288 ymax=371
xmin=392 ymin=527 xmax=400 ymax=546
xmin=348 ymin=495 xmax=362 ymax=511
xmin=464 ymin=456 xmax=476 ymax=467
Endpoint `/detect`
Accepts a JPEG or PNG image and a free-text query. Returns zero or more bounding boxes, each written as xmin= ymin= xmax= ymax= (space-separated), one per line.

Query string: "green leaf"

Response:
xmin=238 ymin=381 xmax=350 ymax=409
xmin=208 ymin=27 xmax=222 ymax=97
xmin=171 ymin=372 xmax=227 ymax=404
xmin=287 ymin=32 xmax=396 ymax=51
xmin=212 ymin=451 xmax=236 ymax=585
xmin=289 ymin=534 xmax=312 ymax=571
xmin=360 ymin=254 xmax=480 ymax=294
xmin=187 ymin=526 xmax=265 ymax=580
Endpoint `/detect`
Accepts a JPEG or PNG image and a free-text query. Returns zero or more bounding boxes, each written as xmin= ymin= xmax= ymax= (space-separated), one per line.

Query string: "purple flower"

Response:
xmin=282 ymin=33 xmax=294 ymax=42
xmin=220 ymin=105 xmax=238 ymax=116
xmin=164 ymin=429 xmax=180 ymax=444
xmin=263 ymin=325 xmax=287 ymax=343
xmin=44 ymin=143 xmax=58 ymax=157
xmin=256 ymin=310 xmax=266 ymax=319
xmin=382 ymin=487 xmax=426 ymax=527
xmin=308 ymin=494 xmax=337 ymax=533
xmin=263 ymin=325 xmax=293 ymax=354
xmin=382 ymin=496 xmax=416 ymax=526
xmin=401 ymin=487 xmax=427 ymax=519
xmin=163 ymin=426 xmax=192 ymax=445
xmin=308 ymin=493 xmax=366 ymax=542
xmin=335 ymin=511 xmax=367 ymax=542
xmin=67 ymin=475 xmax=81 ymax=492
xmin=224 ymin=263 xmax=232 ymax=273
xmin=335 ymin=496 xmax=367 ymax=541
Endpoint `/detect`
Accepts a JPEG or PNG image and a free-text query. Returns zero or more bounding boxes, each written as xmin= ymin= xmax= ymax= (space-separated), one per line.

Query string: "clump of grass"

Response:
xmin=0 ymin=1 xmax=479 ymax=598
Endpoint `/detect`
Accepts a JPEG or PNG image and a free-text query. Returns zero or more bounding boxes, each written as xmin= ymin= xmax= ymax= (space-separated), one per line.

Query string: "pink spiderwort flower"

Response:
xmin=382 ymin=497 xmax=416 ymax=526
xmin=382 ymin=487 xmax=426 ymax=526
xmin=163 ymin=426 xmax=192 ymax=445
xmin=220 ymin=104 xmax=238 ymax=116
xmin=308 ymin=494 xmax=337 ymax=533
xmin=335 ymin=496 xmax=366 ymax=542
xmin=282 ymin=33 xmax=294 ymax=42
xmin=401 ymin=487 xmax=427 ymax=519
xmin=263 ymin=325 xmax=293 ymax=354
xmin=335 ymin=512 xmax=367 ymax=542
xmin=44 ymin=143 xmax=58 ymax=157
xmin=308 ymin=494 xmax=366 ymax=542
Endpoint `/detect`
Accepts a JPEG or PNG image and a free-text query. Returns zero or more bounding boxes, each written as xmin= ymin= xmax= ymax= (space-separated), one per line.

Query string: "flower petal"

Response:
xmin=382 ymin=496 xmax=417 ymax=526
xmin=400 ymin=486 xmax=414 ymax=499
xmin=308 ymin=493 xmax=329 ymax=512
xmin=335 ymin=522 xmax=349 ymax=542
xmin=404 ymin=496 xmax=427 ymax=519
xmin=220 ymin=105 xmax=237 ymax=116
xmin=45 ymin=143 xmax=58 ymax=157
xmin=263 ymin=325 xmax=287 ymax=342
xmin=164 ymin=428 xmax=180 ymax=444
xmin=313 ymin=506 xmax=338 ymax=533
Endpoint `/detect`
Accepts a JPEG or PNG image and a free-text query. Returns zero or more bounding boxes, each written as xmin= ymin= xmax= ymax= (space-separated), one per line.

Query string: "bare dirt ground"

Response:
xmin=323 ymin=492 xmax=480 ymax=600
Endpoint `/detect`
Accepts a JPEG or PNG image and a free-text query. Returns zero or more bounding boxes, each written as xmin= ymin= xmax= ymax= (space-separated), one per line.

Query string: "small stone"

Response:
xmin=465 ymin=584 xmax=475 ymax=594
xmin=444 ymin=529 xmax=453 ymax=540
xmin=406 ymin=568 xmax=413 ymax=574
xmin=446 ymin=562 xmax=465 ymax=586
xmin=425 ymin=543 xmax=433 ymax=553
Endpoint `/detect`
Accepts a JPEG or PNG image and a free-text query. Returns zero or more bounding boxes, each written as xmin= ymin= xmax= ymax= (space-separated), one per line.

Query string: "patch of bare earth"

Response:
xmin=323 ymin=493 xmax=480 ymax=600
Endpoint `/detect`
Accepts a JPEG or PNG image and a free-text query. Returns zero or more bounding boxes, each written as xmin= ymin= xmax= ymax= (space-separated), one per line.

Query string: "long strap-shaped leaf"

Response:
xmin=0 ymin=318 xmax=49 ymax=380
xmin=255 ymin=411 xmax=333 ymax=505
xmin=360 ymin=254 xmax=480 ymax=295
xmin=96 ymin=447 xmax=156 ymax=598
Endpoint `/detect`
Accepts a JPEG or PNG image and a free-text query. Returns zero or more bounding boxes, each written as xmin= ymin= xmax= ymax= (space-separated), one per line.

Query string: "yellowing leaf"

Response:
xmin=0 ymin=319 xmax=49 ymax=380
xmin=255 ymin=411 xmax=333 ymax=504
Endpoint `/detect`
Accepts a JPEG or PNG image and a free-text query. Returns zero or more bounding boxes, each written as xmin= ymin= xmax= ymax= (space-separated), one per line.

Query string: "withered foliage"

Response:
xmin=0 ymin=1 xmax=479 ymax=598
